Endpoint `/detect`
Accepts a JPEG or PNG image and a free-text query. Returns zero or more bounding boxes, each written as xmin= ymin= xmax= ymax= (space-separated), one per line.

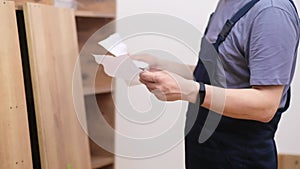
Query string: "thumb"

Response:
xmin=140 ymin=70 xmax=158 ymax=83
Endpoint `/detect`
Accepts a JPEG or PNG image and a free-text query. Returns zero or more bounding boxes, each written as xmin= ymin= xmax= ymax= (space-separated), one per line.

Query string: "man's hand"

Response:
xmin=139 ymin=68 xmax=199 ymax=102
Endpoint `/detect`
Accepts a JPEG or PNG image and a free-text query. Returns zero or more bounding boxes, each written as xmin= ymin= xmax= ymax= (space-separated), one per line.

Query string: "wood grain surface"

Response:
xmin=23 ymin=3 xmax=92 ymax=169
xmin=278 ymin=154 xmax=300 ymax=169
xmin=0 ymin=1 xmax=33 ymax=168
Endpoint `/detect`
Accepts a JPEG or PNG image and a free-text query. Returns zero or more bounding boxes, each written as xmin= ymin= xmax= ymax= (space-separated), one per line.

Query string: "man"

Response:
xmin=137 ymin=0 xmax=300 ymax=168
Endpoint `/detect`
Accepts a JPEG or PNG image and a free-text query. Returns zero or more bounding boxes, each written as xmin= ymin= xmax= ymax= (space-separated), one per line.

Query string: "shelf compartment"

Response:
xmin=76 ymin=17 xmax=115 ymax=94
xmin=91 ymin=156 xmax=114 ymax=169
xmin=89 ymin=138 xmax=114 ymax=169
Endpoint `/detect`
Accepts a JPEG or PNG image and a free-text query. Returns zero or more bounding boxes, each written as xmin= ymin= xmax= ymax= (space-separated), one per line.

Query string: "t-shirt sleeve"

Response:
xmin=249 ymin=7 xmax=298 ymax=86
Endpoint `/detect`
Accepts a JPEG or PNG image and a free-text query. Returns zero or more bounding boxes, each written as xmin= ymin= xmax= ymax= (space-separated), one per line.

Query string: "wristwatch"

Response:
xmin=199 ymin=82 xmax=206 ymax=105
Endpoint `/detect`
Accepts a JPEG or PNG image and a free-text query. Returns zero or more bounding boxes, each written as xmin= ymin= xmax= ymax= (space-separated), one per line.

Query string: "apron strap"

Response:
xmin=213 ymin=0 xmax=260 ymax=49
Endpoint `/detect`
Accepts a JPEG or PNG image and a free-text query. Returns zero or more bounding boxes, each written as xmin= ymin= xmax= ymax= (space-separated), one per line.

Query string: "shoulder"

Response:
xmin=248 ymin=0 xmax=299 ymax=22
xmin=242 ymin=0 xmax=300 ymax=38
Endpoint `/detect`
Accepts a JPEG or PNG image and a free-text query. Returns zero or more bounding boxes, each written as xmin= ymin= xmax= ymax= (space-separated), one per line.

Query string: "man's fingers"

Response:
xmin=146 ymin=83 xmax=158 ymax=91
xmin=151 ymin=89 xmax=167 ymax=101
xmin=148 ymin=67 xmax=162 ymax=72
xmin=140 ymin=71 xmax=158 ymax=83
xmin=139 ymin=79 xmax=157 ymax=91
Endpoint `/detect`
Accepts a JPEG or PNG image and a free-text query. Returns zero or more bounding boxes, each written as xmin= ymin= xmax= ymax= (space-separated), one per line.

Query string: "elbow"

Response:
xmin=259 ymin=113 xmax=274 ymax=123
xmin=256 ymin=105 xmax=278 ymax=123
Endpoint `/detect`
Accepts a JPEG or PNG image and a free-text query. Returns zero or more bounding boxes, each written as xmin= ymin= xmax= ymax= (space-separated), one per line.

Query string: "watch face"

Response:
xmin=200 ymin=82 xmax=206 ymax=93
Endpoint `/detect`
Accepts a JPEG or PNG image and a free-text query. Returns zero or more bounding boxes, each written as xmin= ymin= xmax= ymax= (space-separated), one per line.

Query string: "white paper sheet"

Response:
xmin=98 ymin=33 xmax=128 ymax=56
xmin=93 ymin=33 xmax=149 ymax=85
xmin=93 ymin=54 xmax=142 ymax=85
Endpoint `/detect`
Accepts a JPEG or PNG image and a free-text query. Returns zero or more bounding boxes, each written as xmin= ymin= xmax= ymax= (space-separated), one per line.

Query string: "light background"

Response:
xmin=115 ymin=1 xmax=300 ymax=169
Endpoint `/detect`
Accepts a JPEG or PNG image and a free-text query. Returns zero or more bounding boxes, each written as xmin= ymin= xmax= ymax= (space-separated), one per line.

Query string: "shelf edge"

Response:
xmin=75 ymin=10 xmax=116 ymax=18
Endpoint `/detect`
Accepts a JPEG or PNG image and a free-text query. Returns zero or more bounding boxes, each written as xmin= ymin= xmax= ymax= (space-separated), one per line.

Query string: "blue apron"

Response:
xmin=185 ymin=0 xmax=296 ymax=168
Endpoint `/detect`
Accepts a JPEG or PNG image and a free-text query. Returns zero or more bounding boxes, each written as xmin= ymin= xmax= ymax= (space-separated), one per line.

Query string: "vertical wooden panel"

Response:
xmin=0 ymin=1 xmax=33 ymax=169
xmin=278 ymin=154 xmax=300 ymax=169
xmin=23 ymin=3 xmax=91 ymax=169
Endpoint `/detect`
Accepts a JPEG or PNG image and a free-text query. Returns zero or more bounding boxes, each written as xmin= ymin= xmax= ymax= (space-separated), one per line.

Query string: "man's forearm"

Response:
xmin=199 ymin=84 xmax=284 ymax=123
xmin=139 ymin=69 xmax=284 ymax=123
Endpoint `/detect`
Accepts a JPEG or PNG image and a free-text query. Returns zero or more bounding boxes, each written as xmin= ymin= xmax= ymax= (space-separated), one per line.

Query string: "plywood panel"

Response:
xmin=278 ymin=154 xmax=300 ymax=169
xmin=0 ymin=1 xmax=33 ymax=169
xmin=23 ymin=3 xmax=91 ymax=169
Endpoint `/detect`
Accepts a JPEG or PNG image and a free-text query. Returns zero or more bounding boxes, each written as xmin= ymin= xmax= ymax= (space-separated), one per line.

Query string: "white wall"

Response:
xmin=117 ymin=1 xmax=218 ymax=32
xmin=115 ymin=2 xmax=218 ymax=169
xmin=116 ymin=1 xmax=300 ymax=169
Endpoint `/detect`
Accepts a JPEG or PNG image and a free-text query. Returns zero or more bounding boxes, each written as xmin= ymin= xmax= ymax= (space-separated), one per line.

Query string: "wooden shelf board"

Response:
xmin=91 ymin=156 xmax=114 ymax=169
xmin=278 ymin=154 xmax=300 ymax=169
xmin=75 ymin=10 xmax=115 ymax=18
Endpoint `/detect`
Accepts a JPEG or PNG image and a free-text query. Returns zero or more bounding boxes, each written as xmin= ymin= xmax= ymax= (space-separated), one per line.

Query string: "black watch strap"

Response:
xmin=199 ymin=82 xmax=206 ymax=105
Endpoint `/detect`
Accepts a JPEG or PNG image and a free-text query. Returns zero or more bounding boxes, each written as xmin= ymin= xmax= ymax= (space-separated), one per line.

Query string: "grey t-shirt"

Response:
xmin=206 ymin=0 xmax=300 ymax=108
